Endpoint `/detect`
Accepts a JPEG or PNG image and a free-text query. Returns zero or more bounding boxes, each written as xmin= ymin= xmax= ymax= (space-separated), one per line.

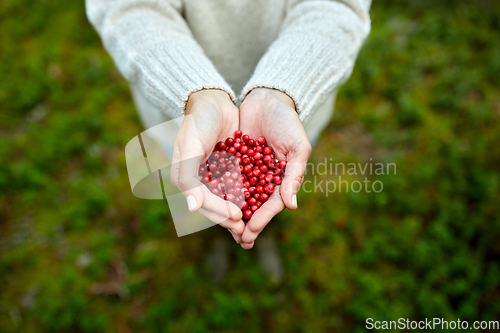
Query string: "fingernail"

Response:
xmin=228 ymin=229 xmax=239 ymax=243
xmin=292 ymin=194 xmax=297 ymax=208
xmin=186 ymin=195 xmax=197 ymax=211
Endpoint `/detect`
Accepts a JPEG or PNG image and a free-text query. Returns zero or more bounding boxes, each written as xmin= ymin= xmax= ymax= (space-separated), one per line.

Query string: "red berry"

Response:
xmin=226 ymin=193 xmax=235 ymax=202
xmin=248 ymin=197 xmax=257 ymax=206
xmin=227 ymin=146 xmax=236 ymax=155
xmin=252 ymin=169 xmax=261 ymax=177
xmin=263 ymin=155 xmax=272 ymax=164
xmin=255 ymin=159 xmax=264 ymax=166
xmin=275 ymin=168 xmax=283 ymax=176
xmin=209 ymin=179 xmax=218 ymax=187
xmin=248 ymin=186 xmax=256 ymax=194
xmin=254 ymin=152 xmax=262 ymax=160
xmin=254 ymin=193 xmax=260 ymax=201
xmin=256 ymin=185 xmax=264 ymax=194
xmin=242 ymin=134 xmax=250 ymax=142
xmin=240 ymin=146 xmax=248 ymax=154
xmin=201 ymin=176 xmax=209 ymax=184
xmin=214 ymin=170 xmax=222 ymax=178
xmin=212 ymin=188 xmax=219 ymax=195
xmin=216 ymin=141 xmax=226 ymax=150
xmin=243 ymin=209 xmax=252 ymax=220
xmin=259 ymin=179 xmax=266 ymax=186
xmin=225 ymin=138 xmax=234 ymax=147
xmin=234 ymin=130 xmax=242 ymax=138
xmin=233 ymin=142 xmax=241 ymax=150
xmin=264 ymin=183 xmax=274 ymax=194
xmin=265 ymin=174 xmax=273 ymax=183
xmin=260 ymin=193 xmax=269 ymax=202
xmin=279 ymin=160 xmax=287 ymax=169
xmin=263 ymin=147 xmax=272 ymax=155
xmin=260 ymin=165 xmax=268 ymax=173
xmin=255 ymin=146 xmax=263 ymax=153
xmin=244 ymin=164 xmax=252 ymax=173
xmin=251 ymin=205 xmax=258 ymax=212
xmin=243 ymin=181 xmax=250 ymax=188
xmin=249 ymin=176 xmax=258 ymax=185
xmin=256 ymin=201 xmax=262 ymax=207
xmin=258 ymin=136 xmax=266 ymax=145
xmin=239 ymin=200 xmax=248 ymax=210
xmin=248 ymin=139 xmax=255 ymax=147
xmin=273 ymin=176 xmax=282 ymax=185
xmin=244 ymin=191 xmax=251 ymax=199
xmin=247 ymin=149 xmax=255 ymax=157
xmin=226 ymin=178 xmax=234 ymax=187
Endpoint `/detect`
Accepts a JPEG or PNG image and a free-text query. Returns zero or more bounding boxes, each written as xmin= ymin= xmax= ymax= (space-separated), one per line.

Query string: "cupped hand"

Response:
xmin=238 ymin=88 xmax=312 ymax=249
xmin=170 ymin=89 xmax=245 ymax=241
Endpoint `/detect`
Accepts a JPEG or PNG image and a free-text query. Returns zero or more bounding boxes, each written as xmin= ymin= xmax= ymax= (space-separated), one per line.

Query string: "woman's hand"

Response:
xmin=238 ymin=88 xmax=312 ymax=249
xmin=170 ymin=89 xmax=245 ymax=241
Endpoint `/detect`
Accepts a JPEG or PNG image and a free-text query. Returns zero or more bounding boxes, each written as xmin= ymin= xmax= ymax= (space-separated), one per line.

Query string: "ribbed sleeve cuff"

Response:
xmin=123 ymin=39 xmax=236 ymax=117
xmin=240 ymin=34 xmax=353 ymax=124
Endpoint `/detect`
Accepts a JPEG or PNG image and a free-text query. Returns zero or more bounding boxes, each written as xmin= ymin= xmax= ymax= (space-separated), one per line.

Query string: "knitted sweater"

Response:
xmin=86 ymin=0 xmax=371 ymax=125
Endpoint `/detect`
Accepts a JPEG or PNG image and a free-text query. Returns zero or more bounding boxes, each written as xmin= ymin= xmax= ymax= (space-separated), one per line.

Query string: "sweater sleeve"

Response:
xmin=240 ymin=0 xmax=371 ymax=124
xmin=86 ymin=0 xmax=236 ymax=118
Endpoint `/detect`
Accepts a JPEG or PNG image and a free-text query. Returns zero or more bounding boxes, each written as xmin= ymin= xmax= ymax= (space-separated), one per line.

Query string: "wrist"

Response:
xmin=243 ymin=88 xmax=295 ymax=110
xmin=186 ymin=89 xmax=234 ymax=115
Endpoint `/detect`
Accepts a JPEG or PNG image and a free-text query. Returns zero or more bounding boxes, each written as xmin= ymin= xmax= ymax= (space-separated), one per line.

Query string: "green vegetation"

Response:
xmin=1 ymin=0 xmax=499 ymax=332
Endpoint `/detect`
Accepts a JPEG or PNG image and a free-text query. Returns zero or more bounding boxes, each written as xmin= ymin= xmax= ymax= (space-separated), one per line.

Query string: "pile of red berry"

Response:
xmin=198 ymin=130 xmax=286 ymax=221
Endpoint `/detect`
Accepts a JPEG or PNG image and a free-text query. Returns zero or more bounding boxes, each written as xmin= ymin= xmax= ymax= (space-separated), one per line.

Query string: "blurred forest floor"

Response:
xmin=1 ymin=0 xmax=499 ymax=332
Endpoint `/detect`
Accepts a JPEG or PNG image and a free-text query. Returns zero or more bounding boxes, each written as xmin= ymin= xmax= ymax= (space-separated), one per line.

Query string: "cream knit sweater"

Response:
xmin=86 ymin=0 xmax=371 ymax=127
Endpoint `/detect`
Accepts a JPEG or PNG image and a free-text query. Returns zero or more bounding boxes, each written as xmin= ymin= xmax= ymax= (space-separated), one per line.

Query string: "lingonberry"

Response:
xmin=264 ymin=183 xmax=275 ymax=194
xmin=243 ymin=209 xmax=252 ymax=220
xmin=216 ymin=141 xmax=226 ymax=150
xmin=199 ymin=133 xmax=285 ymax=220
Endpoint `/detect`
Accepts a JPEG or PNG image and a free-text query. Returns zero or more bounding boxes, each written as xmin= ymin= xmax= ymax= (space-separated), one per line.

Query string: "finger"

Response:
xmin=169 ymin=140 xmax=182 ymax=188
xmin=241 ymin=190 xmax=285 ymax=244
xmin=227 ymin=228 xmax=243 ymax=244
xmin=201 ymin=186 xmax=242 ymax=221
xmin=197 ymin=207 xmax=245 ymax=236
xmin=174 ymin=123 xmax=207 ymax=212
xmin=240 ymin=241 xmax=254 ymax=250
xmin=280 ymin=141 xmax=311 ymax=210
